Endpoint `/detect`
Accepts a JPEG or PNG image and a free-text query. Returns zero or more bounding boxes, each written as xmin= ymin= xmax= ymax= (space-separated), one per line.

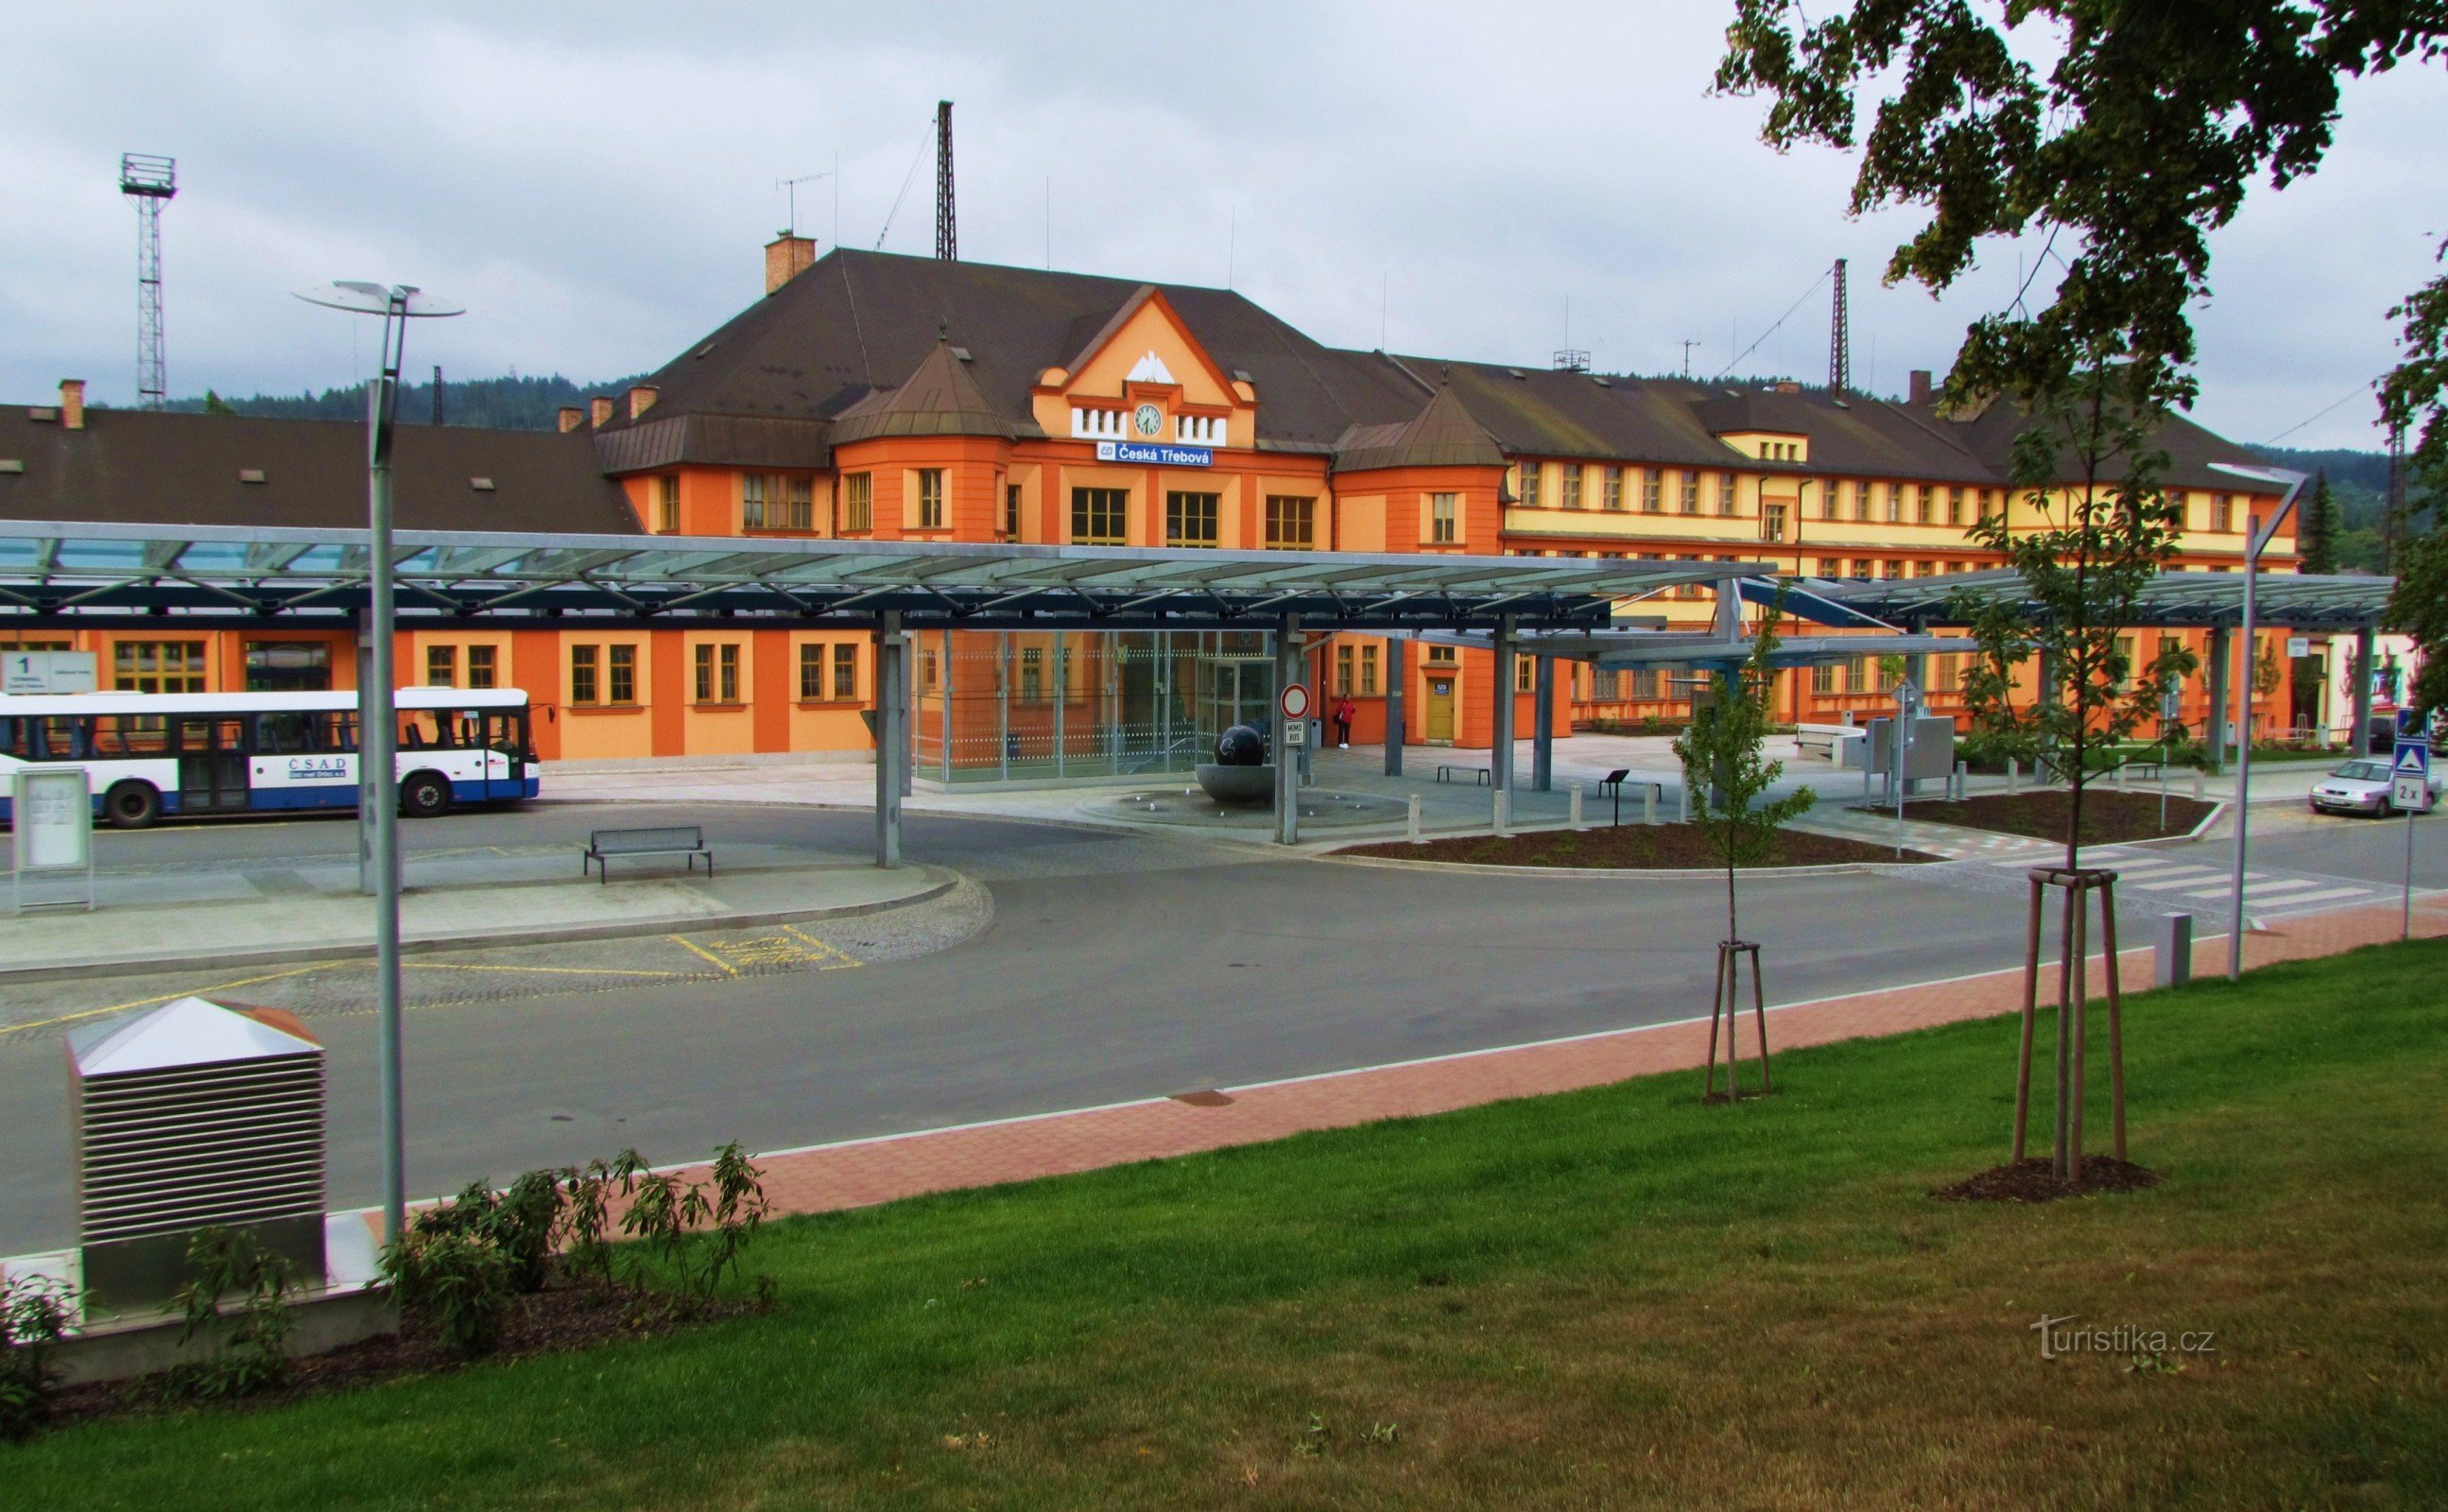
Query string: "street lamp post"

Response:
xmin=294 ymin=282 xmax=463 ymax=1244
xmin=2208 ymin=462 xmax=2308 ymax=983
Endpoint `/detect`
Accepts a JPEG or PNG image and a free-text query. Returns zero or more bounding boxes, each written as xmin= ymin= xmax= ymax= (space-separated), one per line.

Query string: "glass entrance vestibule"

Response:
xmin=911 ymin=629 xmax=1286 ymax=783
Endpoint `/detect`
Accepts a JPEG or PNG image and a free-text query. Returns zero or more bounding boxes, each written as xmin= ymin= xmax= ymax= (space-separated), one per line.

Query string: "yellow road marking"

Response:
xmin=0 ymin=965 xmax=331 ymax=1038
xmin=401 ymin=962 xmax=691 ymax=978
xmin=779 ymin=924 xmax=862 ymax=968
xmin=665 ymin=935 xmax=741 ymax=977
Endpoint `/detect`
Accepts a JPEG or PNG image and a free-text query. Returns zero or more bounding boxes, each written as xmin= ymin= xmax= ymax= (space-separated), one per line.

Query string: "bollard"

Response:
xmin=1643 ymin=784 xmax=1657 ymax=826
xmin=1679 ymin=783 xmax=1691 ymax=824
xmin=1570 ymin=786 xmax=1584 ymax=829
xmin=1407 ymin=793 xmax=1423 ymax=845
xmin=2007 ymin=758 xmax=2020 ymax=795
xmin=2113 ymin=762 xmax=2127 ymax=789
xmin=2192 ymin=767 xmax=2205 ymax=802
xmin=1492 ymin=787 xmax=1510 ymax=836
xmin=1956 ymin=760 xmax=1969 ymax=802
xmin=2155 ymin=912 xmax=2194 ymax=988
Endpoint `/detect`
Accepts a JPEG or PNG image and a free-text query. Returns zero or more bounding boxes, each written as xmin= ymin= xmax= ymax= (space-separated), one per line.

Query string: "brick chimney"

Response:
xmin=60 ymin=379 xmax=86 ymax=430
xmin=557 ymin=405 xmax=585 ymax=433
xmin=1907 ymin=369 xmax=1933 ymax=404
xmin=765 ymin=233 xmax=817 ymax=296
xmin=590 ymin=396 xmax=615 ymax=428
xmin=628 ymin=384 xmax=659 ymax=421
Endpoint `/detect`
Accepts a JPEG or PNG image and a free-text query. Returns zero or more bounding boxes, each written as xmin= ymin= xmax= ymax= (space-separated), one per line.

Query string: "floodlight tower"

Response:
xmin=120 ymin=154 xmax=177 ymax=410
xmin=1827 ymin=257 xmax=1851 ymax=395
xmin=935 ymin=100 xmax=957 ymax=261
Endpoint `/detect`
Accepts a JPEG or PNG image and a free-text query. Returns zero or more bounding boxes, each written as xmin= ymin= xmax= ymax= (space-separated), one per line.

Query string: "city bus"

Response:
xmin=0 ymin=687 xmax=538 ymax=828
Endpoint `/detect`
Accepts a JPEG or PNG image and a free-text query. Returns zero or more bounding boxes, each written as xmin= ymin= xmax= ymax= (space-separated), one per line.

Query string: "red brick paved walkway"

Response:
xmin=691 ymin=896 xmax=2448 ymax=1221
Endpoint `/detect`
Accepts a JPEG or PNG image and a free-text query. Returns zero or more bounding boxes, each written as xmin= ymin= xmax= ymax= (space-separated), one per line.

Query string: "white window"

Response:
xmin=1070 ymin=406 xmax=1126 ymax=439
xmin=1174 ymin=414 xmax=1224 ymax=445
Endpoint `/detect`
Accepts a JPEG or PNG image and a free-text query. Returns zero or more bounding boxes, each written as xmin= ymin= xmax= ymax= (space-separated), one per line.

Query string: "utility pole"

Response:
xmin=1828 ymin=257 xmax=1851 ymax=395
xmin=431 ymin=365 xmax=444 ymax=426
xmin=119 ymin=154 xmax=177 ymax=410
xmin=935 ymin=100 xmax=957 ymax=261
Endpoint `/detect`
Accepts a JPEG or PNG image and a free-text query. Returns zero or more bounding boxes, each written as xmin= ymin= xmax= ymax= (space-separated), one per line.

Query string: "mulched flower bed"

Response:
xmin=1343 ymin=822 xmax=1939 ymax=868
xmin=1906 ymin=790 xmax=2215 ymax=845
xmin=46 ymin=1279 xmax=757 ymax=1430
xmin=1931 ymin=1157 xmax=2162 ymax=1204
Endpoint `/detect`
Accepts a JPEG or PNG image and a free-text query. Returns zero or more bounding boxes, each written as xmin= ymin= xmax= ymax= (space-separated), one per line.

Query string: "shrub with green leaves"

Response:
xmin=383 ymin=1228 xmax=514 ymax=1360
xmin=164 ymin=1227 xmax=296 ymax=1402
xmin=1 ymin=1274 xmax=73 ymax=1440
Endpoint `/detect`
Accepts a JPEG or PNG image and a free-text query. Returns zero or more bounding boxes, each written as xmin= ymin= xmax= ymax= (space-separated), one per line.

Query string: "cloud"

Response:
xmin=4 ymin=0 xmax=2437 ymax=451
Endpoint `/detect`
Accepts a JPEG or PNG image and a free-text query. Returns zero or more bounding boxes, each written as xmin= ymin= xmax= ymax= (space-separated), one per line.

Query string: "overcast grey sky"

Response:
xmin=5 ymin=1 xmax=2439 ymax=450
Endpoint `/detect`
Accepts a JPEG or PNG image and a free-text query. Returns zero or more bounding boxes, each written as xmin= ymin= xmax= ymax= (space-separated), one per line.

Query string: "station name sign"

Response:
xmin=1095 ymin=440 xmax=1212 ymax=467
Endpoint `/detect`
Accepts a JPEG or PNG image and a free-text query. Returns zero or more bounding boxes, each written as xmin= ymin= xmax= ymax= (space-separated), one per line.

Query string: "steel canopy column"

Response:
xmin=2351 ymin=619 xmax=2377 ymax=753
xmin=1491 ymin=616 xmax=1517 ymax=795
xmin=874 ymin=611 xmax=903 ymax=868
xmin=1531 ymin=654 xmax=1555 ymax=792
xmin=1385 ymin=636 xmax=1406 ymax=777
xmin=1275 ymin=613 xmax=1302 ymax=845
xmin=2205 ymin=624 xmax=2232 ymax=773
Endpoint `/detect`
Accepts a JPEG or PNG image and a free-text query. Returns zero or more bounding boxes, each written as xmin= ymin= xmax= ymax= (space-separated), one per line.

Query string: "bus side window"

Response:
xmin=324 ymin=712 xmax=358 ymax=752
xmin=0 ymin=718 xmax=18 ymax=759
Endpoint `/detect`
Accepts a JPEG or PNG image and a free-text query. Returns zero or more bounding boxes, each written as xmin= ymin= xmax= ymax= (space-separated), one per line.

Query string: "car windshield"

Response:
xmin=2333 ymin=761 xmax=2388 ymax=781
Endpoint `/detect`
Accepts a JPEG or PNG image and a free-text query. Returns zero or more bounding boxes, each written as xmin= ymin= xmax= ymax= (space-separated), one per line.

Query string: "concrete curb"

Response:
xmin=1313 ymin=849 xmax=1938 ymax=881
xmin=0 ymin=868 xmax=961 ymax=986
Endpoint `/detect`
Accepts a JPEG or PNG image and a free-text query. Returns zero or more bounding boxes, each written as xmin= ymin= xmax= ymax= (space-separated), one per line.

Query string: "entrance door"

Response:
xmin=176 ymin=717 xmax=250 ymax=814
xmin=1425 ymin=677 xmax=1457 ymax=744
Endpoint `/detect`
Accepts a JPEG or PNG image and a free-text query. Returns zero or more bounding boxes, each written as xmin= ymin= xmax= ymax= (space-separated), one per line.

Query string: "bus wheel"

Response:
xmin=401 ymin=773 xmax=452 ymax=818
xmin=104 ymin=781 xmax=162 ymax=830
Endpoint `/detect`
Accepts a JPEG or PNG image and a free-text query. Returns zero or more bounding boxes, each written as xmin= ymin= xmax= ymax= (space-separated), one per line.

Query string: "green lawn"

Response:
xmin=14 ymin=939 xmax=2448 ymax=1509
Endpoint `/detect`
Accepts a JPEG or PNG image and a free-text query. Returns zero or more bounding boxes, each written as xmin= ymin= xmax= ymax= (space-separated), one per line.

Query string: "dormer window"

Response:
xmin=1071 ymin=405 xmax=1127 ymax=439
xmin=1174 ymin=414 xmax=1224 ymax=445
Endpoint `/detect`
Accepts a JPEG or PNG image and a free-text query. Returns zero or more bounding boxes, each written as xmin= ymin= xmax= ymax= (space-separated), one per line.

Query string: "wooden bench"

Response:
xmin=583 ymin=825 xmax=715 ymax=883
xmin=1794 ymin=723 xmax=1865 ymax=763
xmin=1436 ymin=764 xmax=1490 ymax=785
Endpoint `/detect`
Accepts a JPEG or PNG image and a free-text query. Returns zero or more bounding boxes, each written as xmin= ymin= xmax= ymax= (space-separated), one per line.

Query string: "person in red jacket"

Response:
xmin=1332 ymin=695 xmax=1356 ymax=748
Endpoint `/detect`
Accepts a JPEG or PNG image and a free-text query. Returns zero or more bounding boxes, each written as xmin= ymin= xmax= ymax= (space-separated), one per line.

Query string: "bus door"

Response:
xmin=175 ymin=717 xmax=250 ymax=814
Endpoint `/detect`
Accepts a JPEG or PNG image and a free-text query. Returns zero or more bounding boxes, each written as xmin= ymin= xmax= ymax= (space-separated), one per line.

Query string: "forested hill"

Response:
xmin=166 ymin=372 xmax=650 ymax=431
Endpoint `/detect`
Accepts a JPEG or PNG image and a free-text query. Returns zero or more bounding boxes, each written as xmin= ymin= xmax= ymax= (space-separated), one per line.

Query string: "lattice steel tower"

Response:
xmin=120 ymin=154 xmax=177 ymax=410
xmin=1827 ymin=257 xmax=1851 ymax=395
xmin=935 ymin=101 xmax=957 ymax=261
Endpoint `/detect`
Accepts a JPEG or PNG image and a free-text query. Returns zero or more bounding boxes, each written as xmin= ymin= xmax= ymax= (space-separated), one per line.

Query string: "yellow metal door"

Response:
xmin=1425 ymin=677 xmax=1456 ymax=744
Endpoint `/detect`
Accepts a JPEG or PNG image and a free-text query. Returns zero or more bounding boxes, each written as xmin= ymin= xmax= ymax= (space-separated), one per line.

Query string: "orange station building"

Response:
xmin=1 ymin=241 xmax=2306 ymax=778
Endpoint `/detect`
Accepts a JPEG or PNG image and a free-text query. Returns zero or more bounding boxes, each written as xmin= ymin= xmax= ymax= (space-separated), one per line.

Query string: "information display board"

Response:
xmin=11 ymin=765 xmax=96 ymax=913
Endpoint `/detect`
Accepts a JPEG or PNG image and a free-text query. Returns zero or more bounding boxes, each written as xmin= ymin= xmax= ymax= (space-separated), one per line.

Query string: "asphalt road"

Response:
xmin=1 ymin=798 xmax=2438 ymax=1255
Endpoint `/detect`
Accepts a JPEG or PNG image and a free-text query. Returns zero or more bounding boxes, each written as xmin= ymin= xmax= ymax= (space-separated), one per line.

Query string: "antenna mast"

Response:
xmin=119 ymin=153 xmax=177 ymax=411
xmin=1828 ymin=257 xmax=1851 ymax=394
xmin=934 ymin=100 xmax=957 ymax=261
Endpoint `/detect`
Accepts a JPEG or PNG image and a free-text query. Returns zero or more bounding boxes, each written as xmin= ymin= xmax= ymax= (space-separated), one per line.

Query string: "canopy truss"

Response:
xmin=1797 ymin=568 xmax=2395 ymax=630
xmin=0 ymin=522 xmax=1772 ymax=633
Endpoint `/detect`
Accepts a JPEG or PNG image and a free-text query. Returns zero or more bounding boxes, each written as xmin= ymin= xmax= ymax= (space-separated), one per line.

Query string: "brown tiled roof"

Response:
xmin=830 ymin=338 xmax=1017 ymax=444
xmin=1333 ymin=382 xmax=1506 ymax=472
xmin=1900 ymin=394 xmax=2277 ymax=492
xmin=582 ymin=247 xmax=2267 ymax=491
xmin=0 ymin=406 xmax=638 ymax=532
xmin=595 ymin=249 xmax=1432 ymax=456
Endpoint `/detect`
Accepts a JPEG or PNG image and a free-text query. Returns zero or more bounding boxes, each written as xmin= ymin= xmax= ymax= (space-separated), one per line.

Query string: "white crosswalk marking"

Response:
xmin=2255 ymin=886 xmax=2379 ymax=908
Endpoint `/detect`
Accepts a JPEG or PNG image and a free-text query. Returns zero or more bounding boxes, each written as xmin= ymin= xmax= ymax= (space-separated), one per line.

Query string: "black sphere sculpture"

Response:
xmin=1214 ymin=723 xmax=1266 ymax=766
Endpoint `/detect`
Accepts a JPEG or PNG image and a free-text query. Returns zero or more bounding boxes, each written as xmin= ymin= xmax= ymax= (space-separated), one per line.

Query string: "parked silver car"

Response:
xmin=2308 ymin=758 xmax=2441 ymax=816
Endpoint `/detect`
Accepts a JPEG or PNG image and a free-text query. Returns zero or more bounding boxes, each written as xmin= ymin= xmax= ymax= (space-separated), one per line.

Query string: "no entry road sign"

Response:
xmin=1279 ymin=682 xmax=1312 ymax=721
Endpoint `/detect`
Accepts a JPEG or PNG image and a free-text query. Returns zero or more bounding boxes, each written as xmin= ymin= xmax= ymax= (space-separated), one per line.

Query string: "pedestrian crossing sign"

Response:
xmin=2397 ymin=740 xmax=2431 ymax=780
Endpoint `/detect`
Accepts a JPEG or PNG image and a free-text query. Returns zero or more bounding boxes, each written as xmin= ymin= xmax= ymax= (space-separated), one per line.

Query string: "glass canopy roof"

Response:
xmin=0 ymin=521 xmax=1771 ymax=631
xmin=1795 ymin=568 xmax=2396 ymax=630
